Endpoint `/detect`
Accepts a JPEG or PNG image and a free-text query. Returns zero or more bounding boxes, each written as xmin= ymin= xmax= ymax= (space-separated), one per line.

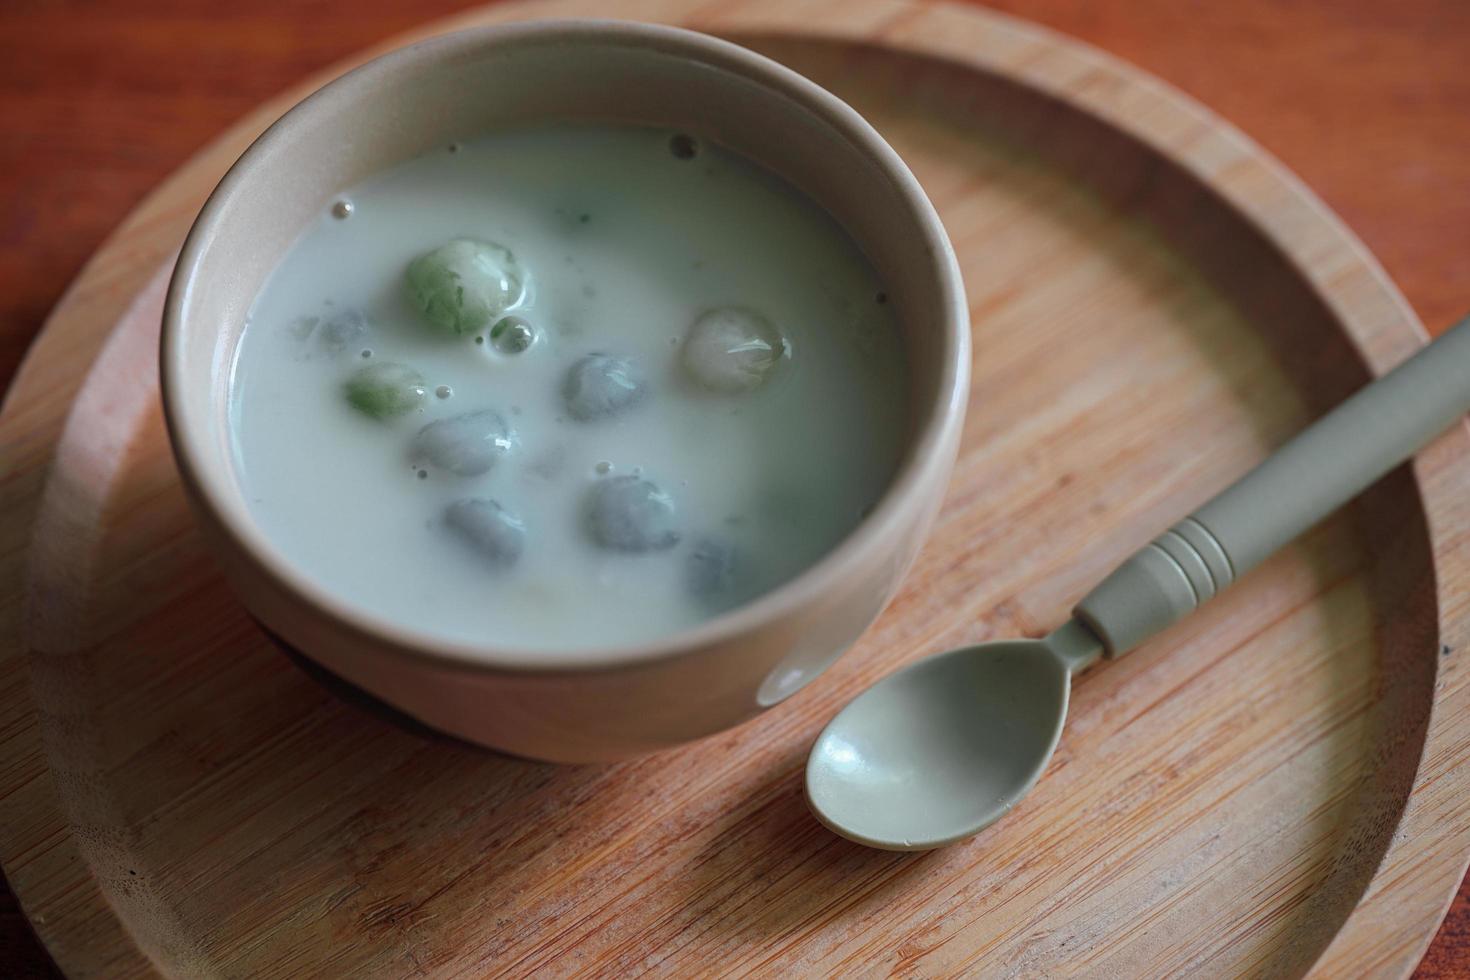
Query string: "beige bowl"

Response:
xmin=161 ymin=20 xmax=968 ymax=762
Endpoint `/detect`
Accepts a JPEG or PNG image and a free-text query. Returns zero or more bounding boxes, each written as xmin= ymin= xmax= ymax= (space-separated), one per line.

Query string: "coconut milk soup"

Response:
xmin=229 ymin=124 xmax=908 ymax=652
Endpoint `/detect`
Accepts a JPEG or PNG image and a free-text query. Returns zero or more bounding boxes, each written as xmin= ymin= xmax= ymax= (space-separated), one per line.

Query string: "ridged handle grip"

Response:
xmin=1076 ymin=315 xmax=1470 ymax=657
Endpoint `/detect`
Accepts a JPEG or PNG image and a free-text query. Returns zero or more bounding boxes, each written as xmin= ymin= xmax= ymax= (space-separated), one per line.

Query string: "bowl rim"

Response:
xmin=161 ymin=18 xmax=970 ymax=675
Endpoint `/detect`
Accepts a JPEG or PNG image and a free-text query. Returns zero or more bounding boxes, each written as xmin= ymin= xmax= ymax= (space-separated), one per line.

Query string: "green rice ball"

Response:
xmin=344 ymin=361 xmax=426 ymax=419
xmin=405 ymin=238 xmax=525 ymax=336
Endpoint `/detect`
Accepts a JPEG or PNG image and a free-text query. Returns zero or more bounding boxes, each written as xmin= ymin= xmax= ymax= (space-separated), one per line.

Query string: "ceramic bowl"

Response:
xmin=161 ymin=20 xmax=968 ymax=762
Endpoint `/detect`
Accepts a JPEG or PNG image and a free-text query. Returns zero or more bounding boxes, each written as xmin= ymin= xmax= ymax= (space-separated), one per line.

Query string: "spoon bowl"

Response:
xmin=806 ymin=639 xmax=1072 ymax=850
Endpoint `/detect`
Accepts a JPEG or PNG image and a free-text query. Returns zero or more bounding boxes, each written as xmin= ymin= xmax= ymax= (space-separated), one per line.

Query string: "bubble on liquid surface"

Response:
xmin=585 ymin=475 xmax=680 ymax=552
xmin=445 ymin=498 xmax=525 ymax=568
xmin=331 ymin=199 xmax=353 ymax=219
xmin=435 ymin=385 xmax=453 ymax=400
xmin=411 ymin=410 xmax=514 ymax=476
xmin=490 ymin=315 xmax=537 ymax=354
xmin=562 ymin=353 xmax=645 ymax=421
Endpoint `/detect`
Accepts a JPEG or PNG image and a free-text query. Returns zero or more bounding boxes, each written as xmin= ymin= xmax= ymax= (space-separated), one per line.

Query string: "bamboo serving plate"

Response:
xmin=2 ymin=1 xmax=1469 ymax=976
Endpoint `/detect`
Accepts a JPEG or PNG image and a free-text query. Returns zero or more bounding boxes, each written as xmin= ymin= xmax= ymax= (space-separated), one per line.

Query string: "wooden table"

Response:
xmin=2 ymin=1 xmax=1467 ymax=975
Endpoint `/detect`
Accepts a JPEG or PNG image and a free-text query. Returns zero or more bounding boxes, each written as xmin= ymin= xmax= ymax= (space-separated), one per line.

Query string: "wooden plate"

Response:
xmin=3 ymin=0 xmax=1469 ymax=975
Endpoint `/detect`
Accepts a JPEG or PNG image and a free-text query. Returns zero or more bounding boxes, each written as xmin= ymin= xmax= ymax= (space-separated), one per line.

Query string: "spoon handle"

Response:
xmin=1075 ymin=314 xmax=1470 ymax=657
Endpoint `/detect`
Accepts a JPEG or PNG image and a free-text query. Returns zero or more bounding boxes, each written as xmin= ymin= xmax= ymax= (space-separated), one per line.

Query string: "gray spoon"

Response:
xmin=807 ymin=316 xmax=1470 ymax=851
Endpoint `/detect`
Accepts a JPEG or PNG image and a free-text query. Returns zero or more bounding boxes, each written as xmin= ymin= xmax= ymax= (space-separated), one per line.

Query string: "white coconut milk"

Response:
xmin=229 ymin=124 xmax=907 ymax=653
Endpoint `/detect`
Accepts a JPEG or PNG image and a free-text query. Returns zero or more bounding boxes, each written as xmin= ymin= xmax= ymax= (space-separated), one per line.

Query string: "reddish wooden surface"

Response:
xmin=1 ymin=1 xmax=1467 ymax=976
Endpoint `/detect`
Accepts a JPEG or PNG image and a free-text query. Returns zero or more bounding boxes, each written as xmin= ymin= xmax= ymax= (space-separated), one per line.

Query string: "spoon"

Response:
xmin=807 ymin=316 xmax=1470 ymax=850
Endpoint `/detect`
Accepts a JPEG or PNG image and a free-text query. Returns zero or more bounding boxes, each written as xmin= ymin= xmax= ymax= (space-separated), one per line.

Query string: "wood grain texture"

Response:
xmin=2 ymin=0 xmax=1469 ymax=977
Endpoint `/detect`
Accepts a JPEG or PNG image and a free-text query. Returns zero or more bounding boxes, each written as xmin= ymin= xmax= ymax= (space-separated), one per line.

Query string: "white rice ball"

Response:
xmin=680 ymin=307 xmax=785 ymax=393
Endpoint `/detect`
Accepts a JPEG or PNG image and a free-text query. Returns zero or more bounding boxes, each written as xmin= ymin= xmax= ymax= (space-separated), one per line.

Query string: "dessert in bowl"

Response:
xmin=162 ymin=20 xmax=968 ymax=762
